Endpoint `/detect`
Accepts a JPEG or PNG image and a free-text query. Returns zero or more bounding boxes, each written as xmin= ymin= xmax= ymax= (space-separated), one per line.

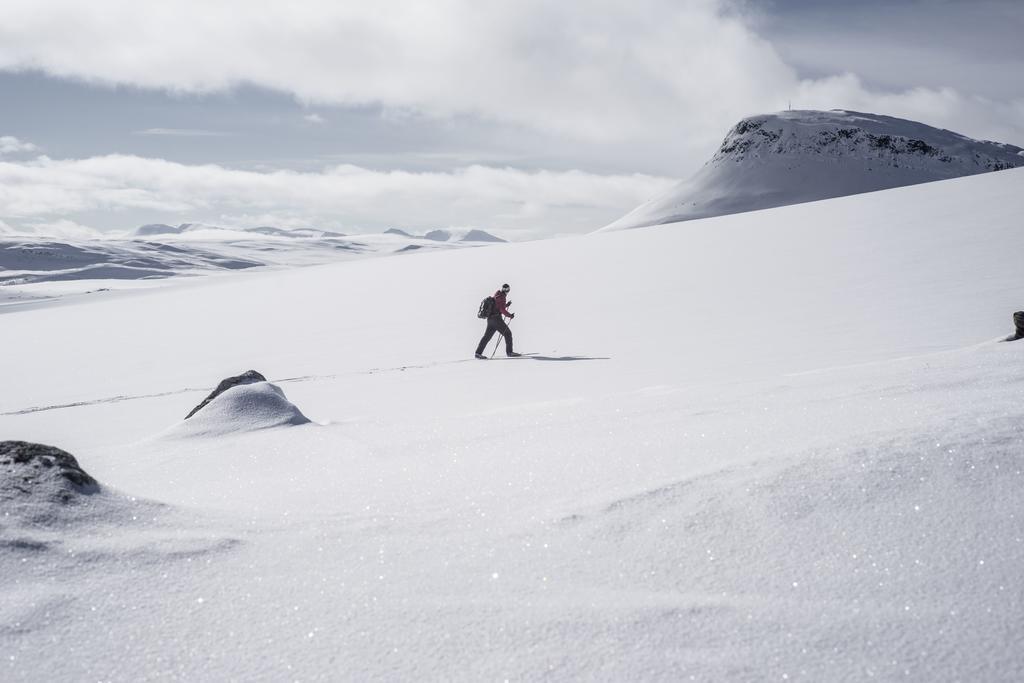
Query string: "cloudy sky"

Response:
xmin=1 ymin=0 xmax=1021 ymax=238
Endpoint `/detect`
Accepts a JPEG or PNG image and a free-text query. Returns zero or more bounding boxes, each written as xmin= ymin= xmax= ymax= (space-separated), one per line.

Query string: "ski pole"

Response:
xmin=490 ymin=315 xmax=508 ymax=358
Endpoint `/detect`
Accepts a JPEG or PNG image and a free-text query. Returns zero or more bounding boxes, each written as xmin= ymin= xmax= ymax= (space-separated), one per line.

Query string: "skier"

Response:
xmin=475 ymin=283 xmax=521 ymax=358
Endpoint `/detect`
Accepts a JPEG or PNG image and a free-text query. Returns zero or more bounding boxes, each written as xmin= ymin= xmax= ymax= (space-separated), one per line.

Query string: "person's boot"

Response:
xmin=475 ymin=352 xmax=487 ymax=359
xmin=507 ymin=351 xmax=522 ymax=357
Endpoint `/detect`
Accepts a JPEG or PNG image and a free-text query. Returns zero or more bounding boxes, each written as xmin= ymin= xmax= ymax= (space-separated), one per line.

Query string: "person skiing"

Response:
xmin=475 ymin=283 xmax=520 ymax=358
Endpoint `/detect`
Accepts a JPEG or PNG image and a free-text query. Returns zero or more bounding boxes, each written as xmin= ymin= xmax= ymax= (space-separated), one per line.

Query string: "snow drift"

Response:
xmin=602 ymin=109 xmax=1024 ymax=230
xmin=169 ymin=381 xmax=310 ymax=437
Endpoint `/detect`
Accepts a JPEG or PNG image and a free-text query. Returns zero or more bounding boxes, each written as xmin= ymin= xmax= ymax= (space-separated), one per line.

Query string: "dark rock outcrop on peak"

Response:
xmin=0 ymin=441 xmax=99 ymax=498
xmin=711 ymin=113 xmax=1023 ymax=171
xmin=186 ymin=370 xmax=268 ymax=420
xmin=384 ymin=228 xmax=414 ymax=237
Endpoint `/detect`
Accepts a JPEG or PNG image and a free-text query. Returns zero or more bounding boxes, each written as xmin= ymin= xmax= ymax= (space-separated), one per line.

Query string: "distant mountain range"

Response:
xmin=138 ymin=223 xmax=505 ymax=243
xmin=602 ymin=109 xmax=1024 ymax=230
xmin=0 ymin=223 xmax=507 ymax=300
xmin=386 ymin=227 xmax=506 ymax=243
xmin=135 ymin=223 xmax=349 ymax=239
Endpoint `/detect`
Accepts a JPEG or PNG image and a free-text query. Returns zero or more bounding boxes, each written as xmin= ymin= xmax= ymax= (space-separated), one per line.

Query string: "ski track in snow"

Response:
xmin=1 ymin=354 xmax=613 ymax=416
xmin=0 ymin=361 xmax=477 ymax=416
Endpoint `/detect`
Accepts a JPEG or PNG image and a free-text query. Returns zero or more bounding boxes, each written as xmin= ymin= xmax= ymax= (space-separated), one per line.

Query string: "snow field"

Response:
xmin=1 ymin=168 xmax=1023 ymax=680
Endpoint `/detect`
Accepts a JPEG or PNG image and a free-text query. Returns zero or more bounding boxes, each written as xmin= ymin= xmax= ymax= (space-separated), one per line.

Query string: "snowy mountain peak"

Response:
xmin=715 ymin=110 xmax=1020 ymax=170
xmin=602 ymin=109 xmax=1024 ymax=230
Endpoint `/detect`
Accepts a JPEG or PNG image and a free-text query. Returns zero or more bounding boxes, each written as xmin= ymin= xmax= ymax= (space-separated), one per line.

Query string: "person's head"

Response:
xmin=501 ymin=283 xmax=510 ymax=293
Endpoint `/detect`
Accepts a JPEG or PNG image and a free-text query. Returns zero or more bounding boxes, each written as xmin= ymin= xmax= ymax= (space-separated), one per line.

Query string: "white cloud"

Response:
xmin=0 ymin=217 xmax=105 ymax=238
xmin=22 ymin=218 xmax=105 ymax=239
xmin=4 ymin=1 xmax=1008 ymax=150
xmin=0 ymin=136 xmax=38 ymax=155
xmin=30 ymin=1 xmax=770 ymax=146
xmin=1 ymin=1 xmax=1018 ymax=162
xmin=303 ymin=113 xmax=326 ymax=125
xmin=0 ymin=154 xmax=674 ymax=235
xmin=792 ymin=74 xmax=1024 ymax=147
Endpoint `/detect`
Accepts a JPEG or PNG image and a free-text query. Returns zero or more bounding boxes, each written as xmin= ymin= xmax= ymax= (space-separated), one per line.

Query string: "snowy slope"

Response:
xmin=1 ymin=168 xmax=1023 ymax=680
xmin=603 ymin=109 xmax=1024 ymax=230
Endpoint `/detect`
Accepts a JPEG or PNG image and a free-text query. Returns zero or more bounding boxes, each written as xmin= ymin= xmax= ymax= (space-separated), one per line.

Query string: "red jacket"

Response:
xmin=493 ymin=290 xmax=511 ymax=316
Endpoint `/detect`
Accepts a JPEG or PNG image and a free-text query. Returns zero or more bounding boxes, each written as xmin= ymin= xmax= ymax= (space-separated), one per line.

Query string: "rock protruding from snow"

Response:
xmin=0 ymin=441 xmax=100 ymax=506
xmin=175 ymin=380 xmax=310 ymax=437
xmin=602 ymin=109 xmax=1024 ymax=230
xmin=1006 ymin=311 xmax=1024 ymax=342
xmin=186 ymin=370 xmax=267 ymax=419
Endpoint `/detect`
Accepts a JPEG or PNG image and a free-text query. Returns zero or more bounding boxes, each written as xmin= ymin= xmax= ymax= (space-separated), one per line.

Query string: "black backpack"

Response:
xmin=477 ymin=296 xmax=495 ymax=318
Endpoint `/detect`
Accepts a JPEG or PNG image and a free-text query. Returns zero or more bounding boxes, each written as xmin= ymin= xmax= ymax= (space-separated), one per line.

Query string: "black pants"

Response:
xmin=476 ymin=315 xmax=513 ymax=355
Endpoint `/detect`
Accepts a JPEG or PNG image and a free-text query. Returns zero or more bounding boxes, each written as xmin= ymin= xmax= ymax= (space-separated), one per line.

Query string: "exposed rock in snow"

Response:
xmin=1006 ymin=311 xmax=1024 ymax=342
xmin=384 ymin=228 xmax=414 ymax=237
xmin=602 ymin=109 xmax=1024 ymax=230
xmin=174 ymin=381 xmax=310 ymax=437
xmin=0 ymin=441 xmax=99 ymax=501
xmin=185 ymin=370 xmax=268 ymax=419
xmin=0 ymin=441 xmax=107 ymax=528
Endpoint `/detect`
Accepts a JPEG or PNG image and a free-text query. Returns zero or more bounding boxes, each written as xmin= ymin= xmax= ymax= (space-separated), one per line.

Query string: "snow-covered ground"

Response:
xmin=2 ymin=168 xmax=1023 ymax=680
xmin=603 ymin=110 xmax=1024 ymax=230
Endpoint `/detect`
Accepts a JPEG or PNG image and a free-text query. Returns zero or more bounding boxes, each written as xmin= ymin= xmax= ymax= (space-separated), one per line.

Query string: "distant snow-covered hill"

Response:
xmin=132 ymin=223 xmax=506 ymax=243
xmin=602 ymin=109 xmax=1024 ymax=230
xmin=0 ymin=223 xmax=507 ymax=306
xmin=133 ymin=223 xmax=349 ymax=239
